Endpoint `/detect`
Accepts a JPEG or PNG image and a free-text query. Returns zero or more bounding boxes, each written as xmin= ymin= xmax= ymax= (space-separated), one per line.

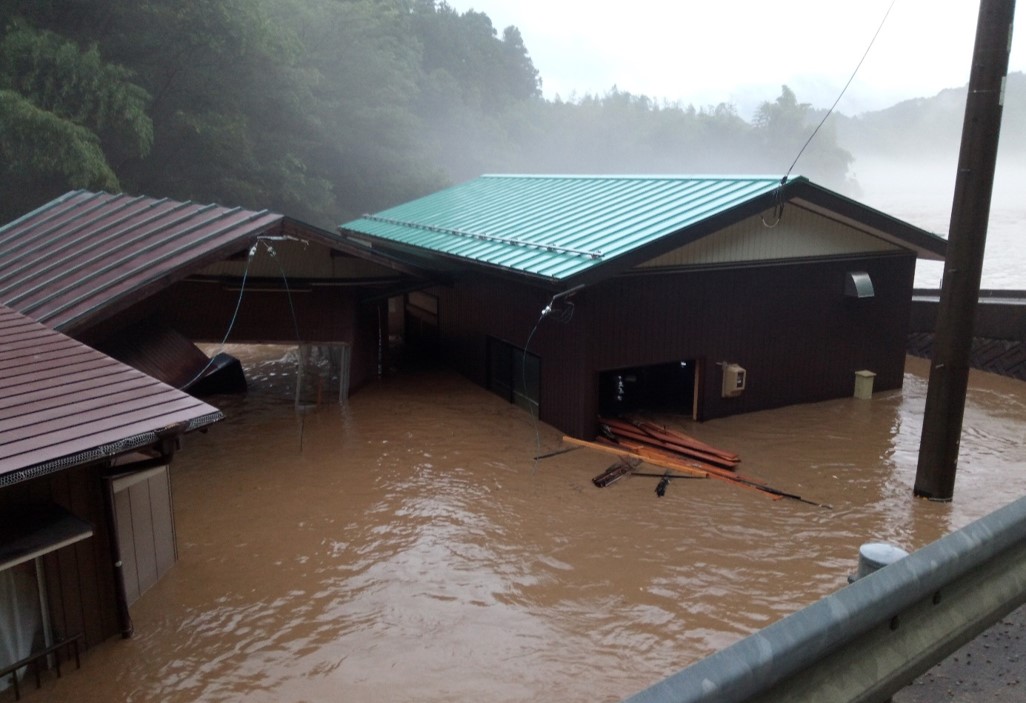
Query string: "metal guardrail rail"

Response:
xmin=623 ymin=495 xmax=1026 ymax=703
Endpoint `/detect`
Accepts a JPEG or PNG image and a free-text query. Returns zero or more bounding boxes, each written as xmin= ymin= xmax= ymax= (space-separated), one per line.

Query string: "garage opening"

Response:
xmin=599 ymin=360 xmax=699 ymax=419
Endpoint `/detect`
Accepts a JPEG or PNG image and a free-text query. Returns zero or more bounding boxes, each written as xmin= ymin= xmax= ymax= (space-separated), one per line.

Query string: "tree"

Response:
xmin=0 ymin=19 xmax=151 ymax=220
xmin=0 ymin=4 xmax=860 ymax=230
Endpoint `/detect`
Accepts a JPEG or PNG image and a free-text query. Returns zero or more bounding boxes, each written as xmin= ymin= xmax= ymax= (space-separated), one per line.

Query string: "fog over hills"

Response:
xmin=822 ymin=72 xmax=1024 ymax=216
xmin=835 ymin=71 xmax=1026 ymax=157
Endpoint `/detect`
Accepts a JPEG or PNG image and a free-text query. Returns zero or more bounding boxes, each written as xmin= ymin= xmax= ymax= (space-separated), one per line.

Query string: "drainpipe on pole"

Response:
xmin=914 ymin=0 xmax=1015 ymax=501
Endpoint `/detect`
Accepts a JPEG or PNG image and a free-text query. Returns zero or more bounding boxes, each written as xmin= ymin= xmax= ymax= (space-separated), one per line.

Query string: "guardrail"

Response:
xmin=910 ymin=289 xmax=1026 ymax=341
xmin=908 ymin=288 xmax=1026 ymax=380
xmin=623 ymin=494 xmax=1026 ymax=703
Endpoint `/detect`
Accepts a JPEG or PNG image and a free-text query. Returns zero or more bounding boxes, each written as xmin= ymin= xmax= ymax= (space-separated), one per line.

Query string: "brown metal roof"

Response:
xmin=0 ymin=191 xmax=347 ymax=335
xmin=0 ymin=304 xmax=223 ymax=487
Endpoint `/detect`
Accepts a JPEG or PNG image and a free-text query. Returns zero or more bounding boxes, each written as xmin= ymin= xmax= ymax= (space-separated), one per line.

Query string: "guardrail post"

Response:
xmin=849 ymin=542 xmax=909 ymax=583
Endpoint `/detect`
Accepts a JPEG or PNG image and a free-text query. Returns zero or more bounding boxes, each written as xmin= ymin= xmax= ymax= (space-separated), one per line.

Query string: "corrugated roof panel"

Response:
xmin=0 ymin=193 xmax=174 ymax=291
xmin=0 ymin=191 xmax=286 ymax=333
xmin=26 ymin=209 xmax=279 ymax=327
xmin=0 ymin=305 xmax=223 ymax=484
xmin=342 ymin=175 xmax=788 ymax=281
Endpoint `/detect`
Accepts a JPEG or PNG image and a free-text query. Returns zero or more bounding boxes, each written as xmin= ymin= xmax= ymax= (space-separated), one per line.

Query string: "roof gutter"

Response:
xmin=0 ymin=411 xmax=223 ymax=489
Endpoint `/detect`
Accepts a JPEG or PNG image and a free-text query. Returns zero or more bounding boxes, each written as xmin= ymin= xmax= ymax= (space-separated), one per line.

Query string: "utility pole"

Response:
xmin=914 ymin=0 xmax=1015 ymax=500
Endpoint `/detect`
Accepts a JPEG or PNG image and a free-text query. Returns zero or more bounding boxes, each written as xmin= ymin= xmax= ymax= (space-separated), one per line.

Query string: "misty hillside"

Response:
xmin=834 ymin=71 xmax=1026 ymax=157
xmin=2 ymin=1 xmax=1017 ymax=227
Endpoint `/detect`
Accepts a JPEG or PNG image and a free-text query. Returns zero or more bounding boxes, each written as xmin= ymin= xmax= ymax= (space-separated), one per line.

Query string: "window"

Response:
xmin=487 ymin=337 xmax=540 ymax=417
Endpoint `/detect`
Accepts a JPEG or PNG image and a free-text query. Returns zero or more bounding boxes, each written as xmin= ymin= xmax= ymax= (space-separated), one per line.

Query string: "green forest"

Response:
xmin=0 ymin=0 xmax=1007 ymax=228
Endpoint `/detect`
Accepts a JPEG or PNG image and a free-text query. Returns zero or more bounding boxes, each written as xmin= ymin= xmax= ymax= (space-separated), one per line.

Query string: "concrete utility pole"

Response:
xmin=914 ymin=0 xmax=1015 ymax=501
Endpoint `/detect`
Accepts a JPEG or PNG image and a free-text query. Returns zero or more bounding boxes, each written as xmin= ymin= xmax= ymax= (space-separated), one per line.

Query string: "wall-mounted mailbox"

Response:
xmin=722 ymin=363 xmax=746 ymax=398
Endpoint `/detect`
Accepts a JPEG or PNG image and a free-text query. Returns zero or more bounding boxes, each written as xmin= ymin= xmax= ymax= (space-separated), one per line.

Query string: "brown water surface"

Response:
xmin=38 ymin=349 xmax=1026 ymax=702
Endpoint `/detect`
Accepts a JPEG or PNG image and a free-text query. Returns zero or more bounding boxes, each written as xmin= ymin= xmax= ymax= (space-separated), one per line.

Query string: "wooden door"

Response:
xmin=111 ymin=466 xmax=176 ymax=606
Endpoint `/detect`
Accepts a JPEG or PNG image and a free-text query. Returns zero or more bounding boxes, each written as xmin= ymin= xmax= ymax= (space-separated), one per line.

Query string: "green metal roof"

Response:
xmin=340 ymin=174 xmax=944 ymax=284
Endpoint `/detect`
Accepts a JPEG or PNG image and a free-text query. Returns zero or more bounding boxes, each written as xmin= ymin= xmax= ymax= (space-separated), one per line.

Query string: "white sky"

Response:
xmin=446 ymin=0 xmax=1025 ymax=118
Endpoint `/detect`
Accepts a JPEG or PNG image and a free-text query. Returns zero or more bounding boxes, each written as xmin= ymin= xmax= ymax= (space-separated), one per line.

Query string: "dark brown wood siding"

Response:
xmin=434 ymin=254 xmax=916 ymax=438
xmin=587 ymin=255 xmax=914 ymax=424
xmin=88 ymin=282 xmax=382 ymax=393
xmin=154 ymin=281 xmax=360 ymax=344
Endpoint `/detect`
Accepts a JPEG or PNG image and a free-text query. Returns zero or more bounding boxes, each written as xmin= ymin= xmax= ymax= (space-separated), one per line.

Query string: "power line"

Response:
xmin=177 ymin=241 xmax=257 ymax=390
xmin=784 ymin=0 xmax=898 ymax=181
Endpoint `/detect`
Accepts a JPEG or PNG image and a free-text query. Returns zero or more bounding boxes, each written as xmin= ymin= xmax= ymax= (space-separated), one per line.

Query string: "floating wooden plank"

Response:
xmin=592 ymin=459 xmax=634 ymax=487
xmin=599 ymin=437 xmax=721 ymax=476
xmin=591 ymin=458 xmax=706 ymax=489
xmin=562 ymin=436 xmax=709 ymax=478
xmin=570 ymin=433 xmax=829 ymax=508
xmin=534 ymin=446 xmax=580 ymax=461
xmin=598 ymin=417 xmax=740 ymax=468
xmin=633 ymin=420 xmax=740 ymax=463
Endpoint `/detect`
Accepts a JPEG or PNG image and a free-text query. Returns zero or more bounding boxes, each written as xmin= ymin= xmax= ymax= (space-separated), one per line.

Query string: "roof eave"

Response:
xmin=336 ymin=228 xmax=465 ymax=284
xmin=0 ymin=410 xmax=223 ymax=489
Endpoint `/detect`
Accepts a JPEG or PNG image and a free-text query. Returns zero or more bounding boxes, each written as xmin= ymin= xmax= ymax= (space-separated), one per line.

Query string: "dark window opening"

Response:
xmin=487 ymin=337 xmax=540 ymax=417
xmin=599 ymin=360 xmax=697 ymax=418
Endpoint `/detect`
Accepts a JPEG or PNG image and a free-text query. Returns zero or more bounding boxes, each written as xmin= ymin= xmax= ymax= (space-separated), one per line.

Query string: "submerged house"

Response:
xmin=0 ymin=190 xmax=446 ymax=683
xmin=0 ymin=305 xmax=222 ymax=679
xmin=0 ymin=190 xmax=419 ymax=395
xmin=340 ymin=174 xmax=947 ymax=438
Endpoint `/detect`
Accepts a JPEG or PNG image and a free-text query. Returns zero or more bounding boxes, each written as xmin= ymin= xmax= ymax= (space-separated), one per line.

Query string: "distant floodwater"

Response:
xmin=852 ymin=154 xmax=1026 ymax=290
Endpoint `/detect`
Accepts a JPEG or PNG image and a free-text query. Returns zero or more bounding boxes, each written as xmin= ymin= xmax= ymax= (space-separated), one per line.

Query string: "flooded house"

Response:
xmin=340 ymin=174 xmax=949 ymax=438
xmin=0 ymin=190 xmax=428 ymax=688
xmin=0 ymin=305 xmax=222 ymax=689
xmin=0 ymin=190 xmax=420 ymax=398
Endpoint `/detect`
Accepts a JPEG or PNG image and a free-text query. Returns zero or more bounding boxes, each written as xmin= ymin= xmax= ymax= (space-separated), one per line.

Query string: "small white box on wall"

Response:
xmin=722 ymin=363 xmax=746 ymax=398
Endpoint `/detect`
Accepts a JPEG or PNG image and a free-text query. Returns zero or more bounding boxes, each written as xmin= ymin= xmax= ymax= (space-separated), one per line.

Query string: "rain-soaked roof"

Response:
xmin=0 ymin=304 xmax=223 ymax=487
xmin=340 ymin=174 xmax=946 ymax=285
xmin=0 ymin=190 xmax=343 ymax=335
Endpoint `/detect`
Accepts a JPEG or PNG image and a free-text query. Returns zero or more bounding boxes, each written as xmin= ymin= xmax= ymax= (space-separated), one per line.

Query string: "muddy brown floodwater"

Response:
xmin=35 ymin=349 xmax=1026 ymax=703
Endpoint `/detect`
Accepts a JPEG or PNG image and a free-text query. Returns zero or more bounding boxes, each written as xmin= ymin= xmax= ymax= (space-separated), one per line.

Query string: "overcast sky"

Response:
xmin=447 ymin=0 xmax=1024 ymax=118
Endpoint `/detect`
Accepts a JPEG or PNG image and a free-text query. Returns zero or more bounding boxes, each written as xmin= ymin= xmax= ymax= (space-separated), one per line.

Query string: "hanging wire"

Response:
xmin=763 ymin=0 xmax=898 ymax=228
xmin=522 ymin=290 xmax=579 ymax=473
xmin=784 ymin=0 xmax=898 ymax=181
xmin=265 ymin=242 xmax=303 ymax=346
xmin=177 ymin=241 xmax=258 ymax=390
xmin=262 ymin=240 xmax=314 ymax=453
xmin=522 ymin=308 xmax=548 ymax=474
